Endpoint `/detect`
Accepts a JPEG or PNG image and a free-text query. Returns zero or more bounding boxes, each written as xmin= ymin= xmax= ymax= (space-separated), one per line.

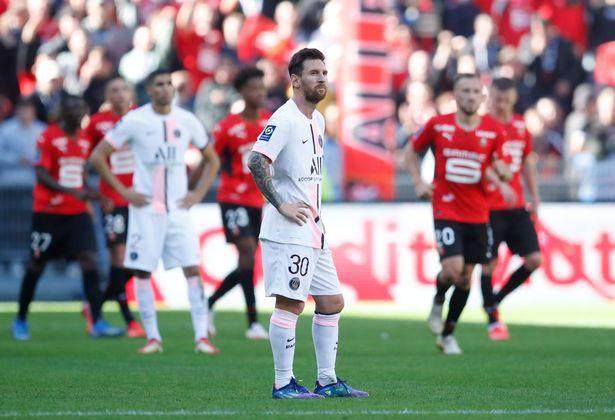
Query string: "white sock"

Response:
xmin=312 ymin=312 xmax=340 ymax=386
xmin=269 ymin=308 xmax=298 ymax=389
xmin=135 ymin=278 xmax=161 ymax=341
xmin=186 ymin=276 xmax=208 ymax=341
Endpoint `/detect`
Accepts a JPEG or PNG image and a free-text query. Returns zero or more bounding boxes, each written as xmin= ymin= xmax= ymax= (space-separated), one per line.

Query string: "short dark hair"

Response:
xmin=288 ymin=48 xmax=325 ymax=77
xmin=492 ymin=77 xmax=516 ymax=91
xmin=233 ymin=67 xmax=264 ymax=91
xmin=146 ymin=69 xmax=172 ymax=87
xmin=454 ymin=73 xmax=480 ymax=86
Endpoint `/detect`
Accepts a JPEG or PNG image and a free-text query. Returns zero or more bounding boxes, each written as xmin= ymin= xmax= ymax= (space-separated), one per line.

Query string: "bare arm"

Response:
xmin=248 ymin=151 xmax=309 ymax=225
xmin=403 ymin=145 xmax=433 ymax=200
xmin=493 ymin=159 xmax=512 ymax=182
xmin=89 ymin=140 xmax=150 ymax=207
xmin=523 ymin=152 xmax=540 ymax=212
xmin=35 ymin=166 xmax=92 ymax=200
xmin=179 ymin=143 xmax=220 ymax=208
xmin=485 ymin=166 xmax=515 ymax=205
xmin=247 ymin=151 xmax=284 ymax=210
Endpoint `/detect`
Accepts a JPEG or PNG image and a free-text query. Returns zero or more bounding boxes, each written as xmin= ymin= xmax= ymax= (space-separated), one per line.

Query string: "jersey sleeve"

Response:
xmin=412 ymin=118 xmax=435 ymax=152
xmin=212 ymin=120 xmax=227 ymax=155
xmin=187 ymin=114 xmax=209 ymax=149
xmin=104 ymin=114 xmax=136 ymax=149
xmin=251 ymin=115 xmax=289 ymax=162
xmin=35 ymin=131 xmax=54 ymax=170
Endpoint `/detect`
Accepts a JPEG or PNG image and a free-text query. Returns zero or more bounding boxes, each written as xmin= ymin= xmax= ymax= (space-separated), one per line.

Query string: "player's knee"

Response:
xmin=275 ymin=295 xmax=305 ymax=315
xmin=457 ymin=275 xmax=472 ymax=290
xmin=314 ymin=294 xmax=344 ymax=315
xmin=183 ymin=266 xmax=200 ymax=278
xmin=524 ymin=252 xmax=542 ymax=271
xmin=482 ymin=260 xmax=497 ymax=276
xmin=440 ymin=266 xmax=461 ymax=284
xmin=27 ymin=259 xmax=45 ymax=274
xmin=77 ymin=252 xmax=98 ymax=271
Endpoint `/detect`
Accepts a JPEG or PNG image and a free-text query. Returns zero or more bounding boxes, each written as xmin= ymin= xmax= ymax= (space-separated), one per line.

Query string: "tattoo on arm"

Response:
xmin=248 ymin=151 xmax=283 ymax=210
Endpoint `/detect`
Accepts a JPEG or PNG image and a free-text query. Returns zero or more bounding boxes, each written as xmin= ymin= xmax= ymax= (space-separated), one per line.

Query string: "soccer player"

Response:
xmin=248 ymin=48 xmax=368 ymax=399
xmin=480 ymin=78 xmax=542 ymax=340
xmin=85 ymin=77 xmax=145 ymax=338
xmin=12 ymin=95 xmax=123 ymax=340
xmin=405 ymin=73 xmax=511 ymax=355
xmin=90 ymin=69 xmax=221 ymax=354
xmin=208 ymin=67 xmax=269 ymax=340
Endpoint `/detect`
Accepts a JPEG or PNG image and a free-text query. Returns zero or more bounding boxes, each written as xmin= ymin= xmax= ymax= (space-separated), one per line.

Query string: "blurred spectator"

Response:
xmin=519 ymin=17 xmax=583 ymax=111
xmin=194 ymin=55 xmax=239 ymax=133
xmin=172 ymin=70 xmax=195 ymax=111
xmin=82 ymin=0 xmax=131 ymax=65
xmin=30 ymin=55 xmax=66 ymax=121
xmin=56 ymin=27 xmax=90 ymax=94
xmin=175 ymin=1 xmax=222 ymax=88
xmin=442 ymin=0 xmax=480 ymax=37
xmin=0 ymin=96 xmax=46 ymax=186
xmin=589 ymin=0 xmax=615 ymax=49
xmin=468 ymin=14 xmax=499 ymax=74
xmin=81 ymin=46 xmax=116 ymax=111
xmin=322 ymin=104 xmax=343 ymax=202
xmin=256 ymin=58 xmax=288 ymax=111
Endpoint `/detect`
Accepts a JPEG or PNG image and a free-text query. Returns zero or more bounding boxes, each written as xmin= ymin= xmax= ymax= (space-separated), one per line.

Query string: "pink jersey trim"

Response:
xmin=313 ymin=313 xmax=340 ymax=327
xmin=270 ymin=308 xmax=298 ymax=329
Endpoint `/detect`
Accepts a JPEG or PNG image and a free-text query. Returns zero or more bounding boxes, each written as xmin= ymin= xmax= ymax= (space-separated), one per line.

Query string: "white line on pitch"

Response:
xmin=1 ymin=408 xmax=615 ymax=417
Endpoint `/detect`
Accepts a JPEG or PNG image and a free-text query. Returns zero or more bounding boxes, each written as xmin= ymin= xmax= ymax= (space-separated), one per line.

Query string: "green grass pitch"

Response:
xmin=1 ymin=309 xmax=614 ymax=419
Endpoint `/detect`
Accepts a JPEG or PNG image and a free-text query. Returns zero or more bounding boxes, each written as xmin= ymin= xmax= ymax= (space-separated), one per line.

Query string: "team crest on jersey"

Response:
xmin=289 ymin=277 xmax=300 ymax=291
xmin=318 ymin=135 xmax=323 ymax=147
xmin=258 ymin=125 xmax=276 ymax=142
xmin=174 ymin=129 xmax=181 ymax=138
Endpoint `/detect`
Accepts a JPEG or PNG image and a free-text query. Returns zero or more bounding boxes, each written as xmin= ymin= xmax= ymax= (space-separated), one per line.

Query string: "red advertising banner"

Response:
xmin=338 ymin=0 xmax=396 ymax=200
xmin=147 ymin=204 xmax=615 ymax=309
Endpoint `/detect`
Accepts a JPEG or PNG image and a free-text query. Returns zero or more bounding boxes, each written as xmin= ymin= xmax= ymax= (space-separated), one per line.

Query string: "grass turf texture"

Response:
xmin=1 ymin=310 xmax=614 ymax=419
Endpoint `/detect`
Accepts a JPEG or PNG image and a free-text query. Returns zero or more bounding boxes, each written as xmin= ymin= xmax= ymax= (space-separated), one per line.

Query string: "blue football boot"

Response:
xmin=314 ymin=378 xmax=369 ymax=398
xmin=12 ymin=318 xmax=30 ymax=341
xmin=89 ymin=318 xmax=124 ymax=338
xmin=272 ymin=378 xmax=324 ymax=399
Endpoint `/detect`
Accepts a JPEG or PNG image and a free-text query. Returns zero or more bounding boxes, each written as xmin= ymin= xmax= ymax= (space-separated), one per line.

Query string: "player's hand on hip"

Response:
xmin=415 ymin=181 xmax=434 ymax=200
xmin=178 ymin=191 xmax=203 ymax=209
xmin=279 ymin=202 xmax=311 ymax=226
xmin=499 ymin=183 xmax=516 ymax=205
xmin=124 ymin=189 xmax=151 ymax=207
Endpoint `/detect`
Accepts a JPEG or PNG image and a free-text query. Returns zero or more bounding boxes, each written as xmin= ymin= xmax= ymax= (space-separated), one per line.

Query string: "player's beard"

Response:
xmin=305 ymin=84 xmax=327 ymax=104
xmin=459 ymin=102 xmax=479 ymax=116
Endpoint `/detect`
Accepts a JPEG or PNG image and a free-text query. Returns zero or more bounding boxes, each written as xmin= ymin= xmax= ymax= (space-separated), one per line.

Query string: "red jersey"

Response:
xmin=412 ymin=114 xmax=505 ymax=224
xmin=33 ymin=125 xmax=92 ymax=215
xmin=486 ymin=114 xmax=533 ymax=211
xmin=213 ymin=112 xmax=270 ymax=207
xmin=85 ymin=110 xmax=134 ymax=207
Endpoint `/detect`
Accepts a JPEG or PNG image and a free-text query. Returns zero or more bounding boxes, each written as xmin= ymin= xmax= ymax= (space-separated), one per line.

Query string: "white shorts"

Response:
xmin=124 ymin=206 xmax=201 ymax=273
xmin=261 ymin=239 xmax=342 ymax=302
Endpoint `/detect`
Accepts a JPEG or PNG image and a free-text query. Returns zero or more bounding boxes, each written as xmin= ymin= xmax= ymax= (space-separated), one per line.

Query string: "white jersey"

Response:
xmin=252 ymin=99 xmax=325 ymax=249
xmin=105 ymin=103 xmax=209 ymax=214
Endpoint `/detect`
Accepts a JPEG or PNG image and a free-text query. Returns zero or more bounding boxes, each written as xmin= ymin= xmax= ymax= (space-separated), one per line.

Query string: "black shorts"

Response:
xmin=29 ymin=212 xmax=97 ymax=261
xmin=489 ymin=208 xmax=540 ymax=258
xmin=104 ymin=206 xmax=129 ymax=247
xmin=219 ymin=203 xmax=262 ymax=243
xmin=434 ymin=219 xmax=491 ymax=264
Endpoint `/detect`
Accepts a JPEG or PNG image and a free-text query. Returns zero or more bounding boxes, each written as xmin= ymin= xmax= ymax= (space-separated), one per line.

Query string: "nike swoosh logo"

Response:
xmin=302 ymin=139 xmax=309 ymax=144
xmin=286 ymin=337 xmax=295 ymax=343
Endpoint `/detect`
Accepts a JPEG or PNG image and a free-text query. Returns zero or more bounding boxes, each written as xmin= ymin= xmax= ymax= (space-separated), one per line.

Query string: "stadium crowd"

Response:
xmin=0 ymin=0 xmax=613 ymax=201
